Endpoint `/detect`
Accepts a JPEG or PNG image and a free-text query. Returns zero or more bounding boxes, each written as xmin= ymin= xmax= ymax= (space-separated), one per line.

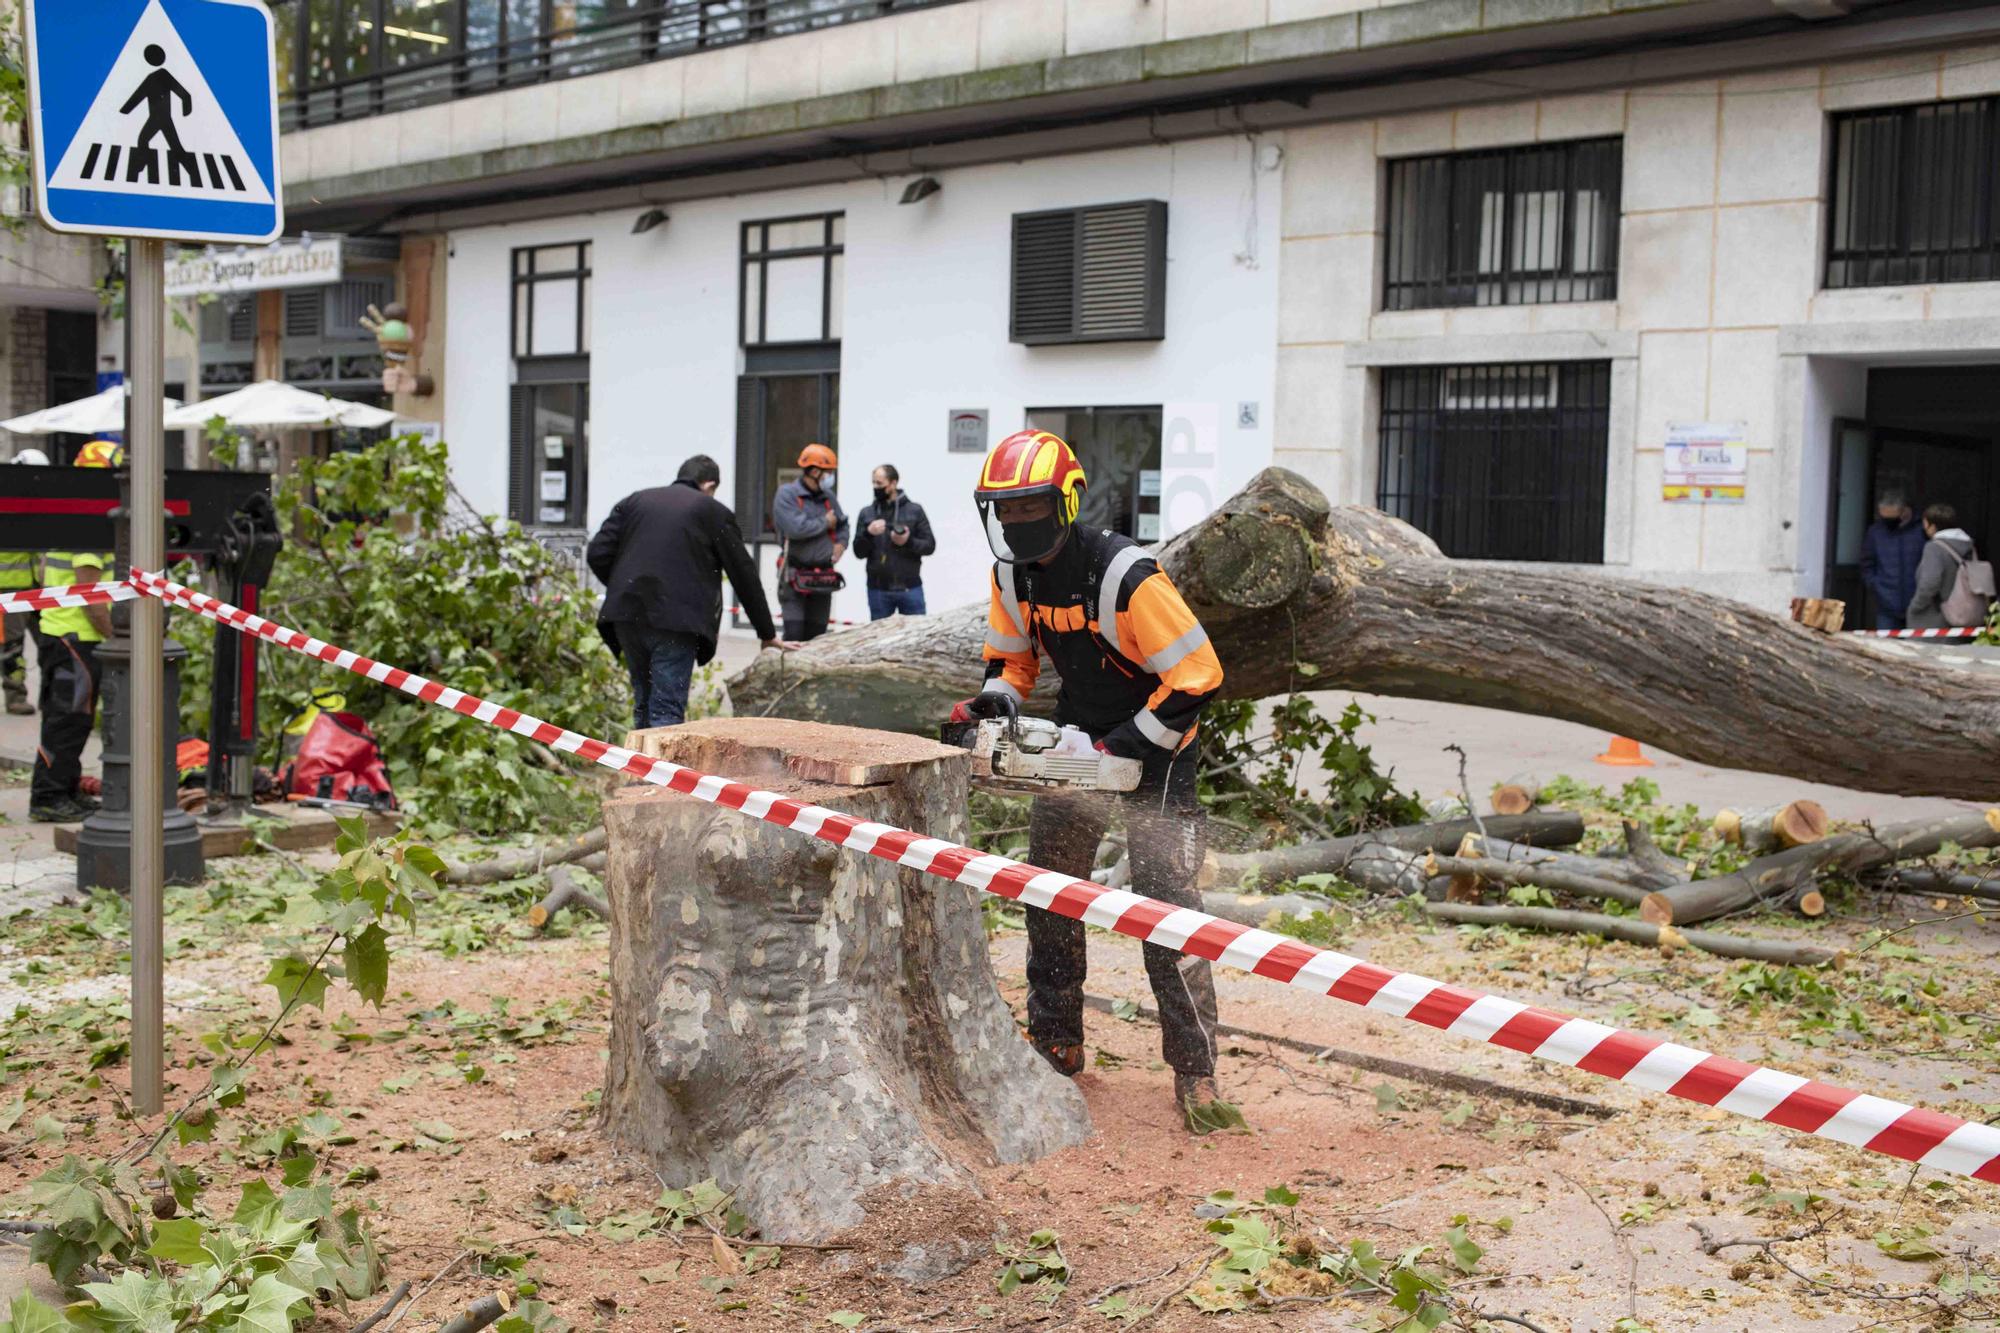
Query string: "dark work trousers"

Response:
xmin=778 ymin=582 xmax=833 ymax=642
xmin=1 ymin=611 xmax=26 ymax=705
xmin=31 ymin=634 xmax=100 ymax=805
xmin=1024 ymin=747 xmax=1218 ymax=1077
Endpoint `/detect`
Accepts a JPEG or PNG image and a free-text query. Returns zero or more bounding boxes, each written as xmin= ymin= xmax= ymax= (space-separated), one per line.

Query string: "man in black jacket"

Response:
xmin=587 ymin=455 xmax=787 ymax=729
xmin=851 ymin=463 xmax=936 ymax=619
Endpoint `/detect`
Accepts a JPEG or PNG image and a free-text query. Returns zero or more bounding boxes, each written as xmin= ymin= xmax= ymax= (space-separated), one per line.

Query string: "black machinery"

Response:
xmin=0 ymin=465 xmax=282 ymax=886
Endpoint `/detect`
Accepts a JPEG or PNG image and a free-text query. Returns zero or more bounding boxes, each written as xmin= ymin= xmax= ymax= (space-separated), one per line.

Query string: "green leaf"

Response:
xmin=343 ymin=923 xmax=390 ymax=1008
xmin=144 ymin=1217 xmax=212 ymax=1266
xmin=233 ymin=1272 xmax=312 ymax=1333
xmin=1443 ymin=1224 xmax=1484 ymax=1273
xmin=1373 ymin=1082 xmax=1404 ymax=1114
xmin=75 ymin=1271 xmax=176 ymax=1333
xmin=263 ymin=954 xmax=330 ymax=1011
xmin=414 ymin=1120 xmax=457 ymax=1144
xmin=826 ymin=1315 xmax=865 ymax=1329
xmin=1109 ymin=998 xmax=1138 ymax=1022
xmin=5 ymin=1293 xmax=69 ymax=1333
xmin=282 ymin=1184 xmax=336 ymax=1223
xmin=233 ymin=1180 xmax=283 ymax=1234
xmin=0 ymin=1095 xmax=26 ymax=1134
xmin=280 ymin=1150 xmax=319 ymax=1187
xmin=1262 ymin=1185 xmax=1300 ymax=1208
xmin=1873 ymin=1223 xmax=1944 ymax=1261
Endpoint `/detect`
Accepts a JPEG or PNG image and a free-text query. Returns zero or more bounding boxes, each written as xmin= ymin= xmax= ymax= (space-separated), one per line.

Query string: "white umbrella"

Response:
xmin=163 ymin=380 xmax=396 ymax=431
xmin=1 ymin=383 xmax=182 ymax=436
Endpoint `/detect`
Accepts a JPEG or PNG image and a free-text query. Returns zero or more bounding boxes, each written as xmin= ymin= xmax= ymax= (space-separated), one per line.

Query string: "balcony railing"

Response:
xmin=273 ymin=0 xmax=969 ymax=134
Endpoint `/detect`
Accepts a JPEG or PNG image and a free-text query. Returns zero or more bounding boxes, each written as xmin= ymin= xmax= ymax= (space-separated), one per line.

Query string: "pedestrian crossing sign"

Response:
xmin=25 ymin=0 xmax=282 ymax=243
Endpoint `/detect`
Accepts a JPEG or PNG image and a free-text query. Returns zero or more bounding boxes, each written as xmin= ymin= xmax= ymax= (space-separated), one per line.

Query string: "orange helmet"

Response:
xmin=796 ymin=443 xmax=838 ymax=471
xmin=975 ymin=429 xmax=1087 ymax=564
xmin=75 ymin=439 xmax=125 ymax=468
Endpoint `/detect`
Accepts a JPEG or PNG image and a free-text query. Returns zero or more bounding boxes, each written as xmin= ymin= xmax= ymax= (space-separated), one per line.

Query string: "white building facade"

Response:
xmin=266 ymin=0 xmax=2000 ymax=630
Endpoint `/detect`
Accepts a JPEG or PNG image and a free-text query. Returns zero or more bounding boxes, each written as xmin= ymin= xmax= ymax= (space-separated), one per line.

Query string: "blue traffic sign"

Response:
xmin=25 ymin=0 xmax=282 ymax=243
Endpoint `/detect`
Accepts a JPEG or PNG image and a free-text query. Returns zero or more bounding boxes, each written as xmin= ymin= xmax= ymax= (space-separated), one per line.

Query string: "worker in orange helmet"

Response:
xmin=950 ymin=429 xmax=1235 ymax=1132
xmin=29 ymin=442 xmax=120 ymax=822
xmin=770 ymin=443 xmax=848 ymax=642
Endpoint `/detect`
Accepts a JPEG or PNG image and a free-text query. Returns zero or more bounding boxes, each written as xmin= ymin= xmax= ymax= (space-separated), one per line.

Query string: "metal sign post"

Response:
xmin=25 ymin=0 xmax=285 ymax=1118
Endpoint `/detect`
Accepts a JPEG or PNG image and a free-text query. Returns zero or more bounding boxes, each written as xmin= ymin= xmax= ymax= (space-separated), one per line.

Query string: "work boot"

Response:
xmin=71 ymin=792 xmax=102 ymax=814
xmin=1175 ymin=1073 xmax=1246 ymax=1134
xmin=4 ymin=691 xmax=29 ymax=716
xmin=28 ymin=796 xmax=87 ymax=824
xmin=1027 ymin=1034 xmax=1084 ymax=1077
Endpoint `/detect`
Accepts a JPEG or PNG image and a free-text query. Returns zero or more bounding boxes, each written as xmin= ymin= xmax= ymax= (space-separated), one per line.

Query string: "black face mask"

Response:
xmin=999 ymin=514 xmax=1065 ymax=564
xmin=872 ymin=486 xmax=891 ymax=506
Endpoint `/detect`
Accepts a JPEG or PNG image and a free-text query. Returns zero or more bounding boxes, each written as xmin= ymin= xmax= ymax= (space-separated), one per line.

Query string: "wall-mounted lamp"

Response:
xmin=631 ymin=207 xmax=670 ymax=235
xmin=898 ymin=176 xmax=941 ymax=205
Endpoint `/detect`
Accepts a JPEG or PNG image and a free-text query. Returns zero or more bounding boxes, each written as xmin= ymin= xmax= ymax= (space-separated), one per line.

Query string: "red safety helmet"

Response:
xmin=797 ymin=443 xmax=838 ymax=471
xmin=974 ymin=429 xmax=1086 ymax=564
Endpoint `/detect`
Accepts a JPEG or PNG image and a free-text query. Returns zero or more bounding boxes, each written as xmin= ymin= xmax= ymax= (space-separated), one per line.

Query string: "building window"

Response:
xmin=1010 ymin=202 xmax=1168 ymax=345
xmin=510 ymin=242 xmax=591 ymax=527
xmin=1383 ymin=139 xmax=1621 ymax=311
xmin=740 ymin=214 xmax=843 ymax=347
xmin=1828 ymin=97 xmax=2000 ymax=289
xmin=512 ymin=242 xmax=591 ymax=358
xmin=1024 ymin=407 xmax=1162 ymax=541
xmin=735 ymin=372 xmax=839 ymax=541
xmin=1376 ymin=362 xmax=1610 ymax=563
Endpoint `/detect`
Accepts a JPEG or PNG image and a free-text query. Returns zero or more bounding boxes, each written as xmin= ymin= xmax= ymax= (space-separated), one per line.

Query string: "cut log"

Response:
xmin=1206 ymin=812 xmax=1585 ymax=889
xmin=1450 ymin=833 xmax=1671 ymax=889
xmin=526 ymin=865 xmax=608 ymax=931
xmin=1641 ymin=809 xmax=2000 ymax=926
xmin=440 ymin=826 xmax=607 ymax=886
xmin=1490 ymin=784 xmax=1536 ymax=816
xmin=728 ymin=468 xmax=2000 ymax=801
xmin=1789 ymin=597 xmax=1847 ymax=634
xmin=1443 ymin=833 xmax=1487 ymax=903
xmin=1713 ymin=802 xmax=1829 ymax=854
xmin=601 ymin=718 xmax=1089 ymax=1267
xmin=1426 ymin=902 xmax=1841 ymax=966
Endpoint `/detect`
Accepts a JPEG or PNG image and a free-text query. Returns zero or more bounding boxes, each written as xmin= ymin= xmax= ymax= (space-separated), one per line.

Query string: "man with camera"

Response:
xmin=851 ymin=463 xmax=935 ymax=620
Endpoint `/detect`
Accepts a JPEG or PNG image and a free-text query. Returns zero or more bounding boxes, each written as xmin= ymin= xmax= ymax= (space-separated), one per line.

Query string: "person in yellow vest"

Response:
xmin=30 ymin=442 xmax=122 ymax=823
xmin=1 ymin=448 xmax=50 ymax=716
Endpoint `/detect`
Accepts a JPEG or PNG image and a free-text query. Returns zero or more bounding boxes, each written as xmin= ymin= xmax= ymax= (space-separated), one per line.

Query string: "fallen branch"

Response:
xmin=1200 ymin=890 xmax=1338 ymax=928
xmin=1641 ymin=809 xmax=2000 ymax=926
xmin=1425 ymin=901 xmax=1841 ymax=966
xmin=440 ymin=827 xmax=607 ymax=886
xmin=347 ymin=1280 xmax=411 ymax=1333
xmin=376 ymin=1250 xmax=472 ymax=1333
xmin=1424 ymin=853 xmax=1653 ymax=910
xmin=1876 ymin=867 xmax=2000 ymax=904
xmin=1622 ymin=821 xmax=1688 ymax=885
xmin=527 ymin=865 xmax=609 ymax=931
xmin=1452 ymin=834 xmax=1671 ymax=890
xmin=1207 ymin=812 xmax=1586 ymax=889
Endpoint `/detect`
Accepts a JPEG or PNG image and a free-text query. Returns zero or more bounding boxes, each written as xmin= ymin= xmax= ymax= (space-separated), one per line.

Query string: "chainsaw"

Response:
xmin=939 ymin=694 xmax=1142 ymax=795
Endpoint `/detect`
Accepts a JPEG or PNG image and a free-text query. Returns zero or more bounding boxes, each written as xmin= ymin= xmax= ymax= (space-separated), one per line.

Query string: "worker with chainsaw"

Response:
xmin=952 ymin=429 xmax=1233 ymax=1131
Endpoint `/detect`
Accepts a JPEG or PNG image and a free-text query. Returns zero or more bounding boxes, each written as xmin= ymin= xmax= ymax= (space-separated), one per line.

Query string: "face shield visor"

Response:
xmin=977 ymin=490 xmax=1070 ymax=564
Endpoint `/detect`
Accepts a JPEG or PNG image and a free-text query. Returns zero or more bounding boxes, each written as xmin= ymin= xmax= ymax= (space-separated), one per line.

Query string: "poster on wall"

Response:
xmin=1158 ymin=403 xmax=1220 ymax=542
xmin=1663 ymin=421 xmax=1747 ymax=503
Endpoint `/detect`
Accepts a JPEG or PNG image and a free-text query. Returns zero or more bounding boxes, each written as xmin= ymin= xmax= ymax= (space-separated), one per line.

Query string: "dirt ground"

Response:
xmin=3 ymin=824 xmax=2000 ymax=1333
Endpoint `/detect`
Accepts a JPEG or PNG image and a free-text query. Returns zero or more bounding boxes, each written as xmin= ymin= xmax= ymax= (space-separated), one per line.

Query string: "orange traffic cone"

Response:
xmin=1595 ymin=735 xmax=1654 ymax=767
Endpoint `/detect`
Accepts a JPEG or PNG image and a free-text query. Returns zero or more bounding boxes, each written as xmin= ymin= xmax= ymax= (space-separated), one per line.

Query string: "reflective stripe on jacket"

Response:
xmin=0 ymin=551 xmax=36 ymax=591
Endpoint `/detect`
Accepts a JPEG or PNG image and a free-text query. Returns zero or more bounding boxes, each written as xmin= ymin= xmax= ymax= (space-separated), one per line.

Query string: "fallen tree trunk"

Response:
xmin=1447 ymin=833 xmax=1672 ymax=890
xmin=440 ymin=827 xmax=607 ymax=886
xmin=1640 ymin=809 xmax=2000 ymax=926
xmin=729 ymin=468 xmax=2000 ymax=801
xmin=1423 ymin=853 xmax=1653 ymax=910
xmin=1426 ymin=902 xmax=1841 ymax=966
xmin=1206 ymin=812 xmax=1584 ymax=889
xmin=1622 ymin=821 xmax=1689 ymax=884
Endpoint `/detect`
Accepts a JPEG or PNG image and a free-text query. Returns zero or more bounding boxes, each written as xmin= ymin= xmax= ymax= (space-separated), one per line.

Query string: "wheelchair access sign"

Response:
xmin=24 ymin=0 xmax=282 ymax=243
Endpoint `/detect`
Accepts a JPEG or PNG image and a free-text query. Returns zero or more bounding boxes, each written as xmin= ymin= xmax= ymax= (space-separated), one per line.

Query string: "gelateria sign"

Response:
xmin=165 ymin=235 xmax=343 ymax=298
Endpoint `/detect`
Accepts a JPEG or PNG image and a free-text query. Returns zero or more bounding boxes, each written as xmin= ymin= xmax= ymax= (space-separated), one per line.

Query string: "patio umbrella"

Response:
xmin=162 ymin=380 xmax=396 ymax=431
xmin=1 ymin=383 xmax=182 ymax=435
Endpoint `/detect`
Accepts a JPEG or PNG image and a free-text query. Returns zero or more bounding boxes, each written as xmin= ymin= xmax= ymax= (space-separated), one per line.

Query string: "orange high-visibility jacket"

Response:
xmin=980 ymin=524 xmax=1223 ymax=756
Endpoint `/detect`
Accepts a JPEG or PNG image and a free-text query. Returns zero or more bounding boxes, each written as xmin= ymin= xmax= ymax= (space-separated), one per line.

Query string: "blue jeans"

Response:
xmin=618 ymin=623 xmax=699 ymax=730
xmin=1874 ymin=609 xmax=1907 ymax=632
xmin=867 ymin=586 xmax=927 ymax=620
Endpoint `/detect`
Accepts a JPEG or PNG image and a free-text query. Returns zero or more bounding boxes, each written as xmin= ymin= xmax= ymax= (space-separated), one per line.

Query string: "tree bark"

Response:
xmin=600 ymin=718 xmax=1089 ymax=1274
xmin=1423 ymin=853 xmax=1653 ymax=910
xmin=1640 ymin=809 xmax=2000 ymax=926
xmin=1447 ymin=833 xmax=1672 ymax=889
xmin=527 ymin=865 xmax=608 ymax=930
xmin=1714 ymin=802 xmax=1829 ymax=853
xmin=1425 ymin=902 xmax=1840 ymax=966
xmin=728 ymin=468 xmax=2000 ymax=801
xmin=1877 ymin=868 xmax=2000 ymax=904
xmin=1204 ymin=812 xmax=1584 ymax=890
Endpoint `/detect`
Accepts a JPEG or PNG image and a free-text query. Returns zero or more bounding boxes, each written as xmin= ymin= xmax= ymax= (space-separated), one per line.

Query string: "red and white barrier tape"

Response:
xmin=0 ymin=579 xmax=142 ymax=615
xmin=1850 ymin=627 xmax=1983 ymax=640
xmin=18 ymin=568 xmax=2000 ymax=1183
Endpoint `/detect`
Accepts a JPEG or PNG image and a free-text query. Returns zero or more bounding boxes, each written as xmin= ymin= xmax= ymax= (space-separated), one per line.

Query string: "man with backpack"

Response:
xmin=1907 ymin=503 xmax=1997 ymax=630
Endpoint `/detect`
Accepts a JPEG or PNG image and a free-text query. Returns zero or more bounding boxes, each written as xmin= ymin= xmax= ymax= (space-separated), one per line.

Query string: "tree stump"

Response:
xmin=601 ymin=717 xmax=1091 ymax=1274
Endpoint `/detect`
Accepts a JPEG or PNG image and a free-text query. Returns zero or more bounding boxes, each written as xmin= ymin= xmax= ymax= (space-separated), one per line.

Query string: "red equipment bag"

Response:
xmin=286 ymin=711 xmax=397 ymax=809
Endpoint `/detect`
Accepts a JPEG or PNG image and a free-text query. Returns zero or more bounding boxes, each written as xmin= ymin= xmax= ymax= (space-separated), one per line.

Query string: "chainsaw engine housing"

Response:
xmin=938 ymin=716 xmax=1143 ymax=794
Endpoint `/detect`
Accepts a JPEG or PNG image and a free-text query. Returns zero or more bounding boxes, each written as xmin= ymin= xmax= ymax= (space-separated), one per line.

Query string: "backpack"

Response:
xmin=1940 ymin=542 xmax=1999 ymax=628
xmin=285 ymin=710 xmax=397 ymax=809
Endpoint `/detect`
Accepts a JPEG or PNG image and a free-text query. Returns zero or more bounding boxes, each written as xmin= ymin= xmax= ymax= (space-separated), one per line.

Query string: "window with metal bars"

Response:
xmin=1383 ymin=139 xmax=1622 ymax=311
xmin=1010 ymin=201 xmax=1167 ymax=345
xmin=1376 ymin=361 xmax=1611 ymax=563
xmin=1827 ymin=97 xmax=2000 ymax=288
